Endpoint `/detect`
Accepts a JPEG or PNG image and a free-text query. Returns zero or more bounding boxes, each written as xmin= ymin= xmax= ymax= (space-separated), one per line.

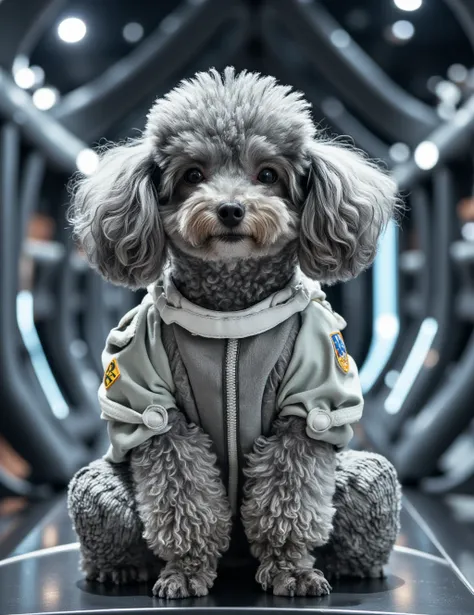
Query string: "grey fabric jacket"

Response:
xmin=99 ymin=273 xmax=364 ymax=512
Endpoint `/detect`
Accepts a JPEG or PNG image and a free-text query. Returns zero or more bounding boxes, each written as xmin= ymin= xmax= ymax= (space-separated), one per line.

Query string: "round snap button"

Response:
xmin=308 ymin=409 xmax=332 ymax=433
xmin=143 ymin=405 xmax=168 ymax=432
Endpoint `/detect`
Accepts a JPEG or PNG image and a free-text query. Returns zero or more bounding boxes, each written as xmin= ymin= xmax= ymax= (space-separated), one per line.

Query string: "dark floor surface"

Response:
xmin=0 ymin=489 xmax=473 ymax=614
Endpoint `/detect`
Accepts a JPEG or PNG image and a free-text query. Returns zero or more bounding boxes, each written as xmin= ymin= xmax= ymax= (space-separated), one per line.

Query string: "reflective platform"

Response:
xmin=0 ymin=494 xmax=473 ymax=615
xmin=0 ymin=545 xmax=472 ymax=615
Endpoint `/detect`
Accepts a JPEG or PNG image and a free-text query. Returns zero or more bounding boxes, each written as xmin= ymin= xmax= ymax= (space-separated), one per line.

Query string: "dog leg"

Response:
xmin=315 ymin=450 xmax=401 ymax=579
xmin=130 ymin=411 xmax=232 ymax=598
xmin=241 ymin=416 xmax=336 ymax=596
xmin=68 ymin=458 xmax=160 ymax=584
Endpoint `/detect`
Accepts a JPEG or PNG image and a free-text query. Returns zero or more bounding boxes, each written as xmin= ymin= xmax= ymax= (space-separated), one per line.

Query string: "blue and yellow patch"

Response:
xmin=330 ymin=331 xmax=350 ymax=374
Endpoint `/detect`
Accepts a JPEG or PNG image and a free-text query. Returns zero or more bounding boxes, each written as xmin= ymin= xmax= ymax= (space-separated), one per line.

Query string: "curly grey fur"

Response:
xmin=67 ymin=458 xmax=160 ymax=583
xmin=68 ymin=139 xmax=165 ymax=289
xmin=297 ymin=141 xmax=399 ymax=285
xmin=316 ymin=450 xmax=402 ymax=579
xmin=241 ymin=417 xmax=336 ymax=596
xmin=68 ymin=450 xmax=401 ymax=588
xmin=169 ymin=242 xmax=297 ymax=311
xmin=130 ymin=410 xmax=232 ymax=598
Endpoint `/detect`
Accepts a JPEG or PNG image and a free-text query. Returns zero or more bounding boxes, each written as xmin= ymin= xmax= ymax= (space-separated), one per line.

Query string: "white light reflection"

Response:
xmin=14 ymin=67 xmax=35 ymax=89
xmin=57 ymin=17 xmax=87 ymax=43
xmin=330 ymin=29 xmax=351 ymax=48
xmin=384 ymin=369 xmax=400 ymax=389
xmin=461 ymin=222 xmax=474 ymax=242
xmin=16 ymin=291 xmax=69 ymax=419
xmin=391 ymin=20 xmax=415 ymax=41
xmin=384 ymin=317 xmax=438 ymax=414
xmin=393 ymin=0 xmax=422 ymax=11
xmin=76 ymin=148 xmax=99 ymax=175
xmin=359 ymin=221 xmax=399 ymax=393
xmin=389 ymin=142 xmax=410 ymax=163
xmin=414 ymin=141 xmax=439 ymax=170
xmin=448 ymin=63 xmax=468 ymax=83
xmin=435 ymin=80 xmax=461 ymax=106
xmin=32 ymin=87 xmax=59 ymax=111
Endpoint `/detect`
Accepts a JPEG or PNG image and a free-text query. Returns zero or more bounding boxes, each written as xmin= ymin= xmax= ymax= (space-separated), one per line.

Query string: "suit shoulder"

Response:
xmin=105 ymin=296 xmax=157 ymax=353
xmin=304 ymin=298 xmax=347 ymax=333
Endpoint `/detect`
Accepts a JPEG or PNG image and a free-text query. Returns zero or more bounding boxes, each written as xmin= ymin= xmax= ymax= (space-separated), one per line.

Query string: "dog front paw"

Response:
xmin=153 ymin=570 xmax=192 ymax=599
xmin=153 ymin=561 xmax=216 ymax=598
xmin=82 ymin=559 xmax=159 ymax=584
xmin=259 ymin=567 xmax=331 ymax=597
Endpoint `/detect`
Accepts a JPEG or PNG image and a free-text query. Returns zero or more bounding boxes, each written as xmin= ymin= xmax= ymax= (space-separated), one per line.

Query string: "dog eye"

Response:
xmin=257 ymin=168 xmax=278 ymax=184
xmin=184 ymin=168 xmax=204 ymax=184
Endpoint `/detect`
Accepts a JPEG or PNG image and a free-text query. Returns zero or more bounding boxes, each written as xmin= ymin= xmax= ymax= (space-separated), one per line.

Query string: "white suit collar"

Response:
xmin=147 ymin=271 xmax=328 ymax=339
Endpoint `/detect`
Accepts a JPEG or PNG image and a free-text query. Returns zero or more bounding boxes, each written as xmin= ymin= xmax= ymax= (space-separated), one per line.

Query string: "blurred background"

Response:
xmin=1 ymin=0 xmax=474 ymax=613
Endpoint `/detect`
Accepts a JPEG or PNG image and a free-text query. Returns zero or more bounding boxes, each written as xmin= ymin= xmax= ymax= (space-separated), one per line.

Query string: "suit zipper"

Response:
xmin=225 ymin=339 xmax=239 ymax=515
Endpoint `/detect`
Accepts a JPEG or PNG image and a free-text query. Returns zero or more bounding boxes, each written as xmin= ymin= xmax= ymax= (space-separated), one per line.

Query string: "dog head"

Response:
xmin=70 ymin=67 xmax=398 ymax=288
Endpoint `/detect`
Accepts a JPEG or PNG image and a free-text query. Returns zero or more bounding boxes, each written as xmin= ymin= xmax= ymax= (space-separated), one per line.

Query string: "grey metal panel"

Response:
xmin=0 ymin=69 xmax=85 ymax=172
xmin=269 ymin=0 xmax=439 ymax=146
xmin=361 ymin=187 xmax=432 ymax=451
xmin=387 ymin=169 xmax=459 ymax=440
xmin=261 ymin=7 xmax=390 ymax=163
xmin=394 ymin=96 xmax=474 ymax=192
xmin=0 ymin=0 xmax=65 ymax=69
xmin=52 ymin=0 xmax=249 ymax=142
xmin=0 ymin=124 xmax=89 ymax=483
xmin=394 ymin=330 xmax=474 ymax=482
xmin=445 ymin=0 xmax=474 ymax=49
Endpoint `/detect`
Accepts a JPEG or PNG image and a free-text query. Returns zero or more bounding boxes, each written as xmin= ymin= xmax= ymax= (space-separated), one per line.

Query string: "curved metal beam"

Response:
xmin=383 ymin=169 xmax=459 ymax=431
xmin=394 ymin=330 xmax=474 ymax=482
xmin=270 ymin=0 xmax=439 ymax=145
xmin=0 ymin=0 xmax=65 ymax=69
xmin=261 ymin=10 xmax=390 ymax=162
xmin=104 ymin=13 xmax=250 ymax=142
xmin=0 ymin=124 xmax=89 ymax=483
xmin=0 ymin=68 xmax=85 ymax=172
xmin=21 ymin=160 xmax=102 ymax=431
xmin=52 ymin=0 xmax=249 ymax=142
xmin=393 ymin=96 xmax=474 ymax=191
xmin=444 ymin=0 xmax=474 ymax=50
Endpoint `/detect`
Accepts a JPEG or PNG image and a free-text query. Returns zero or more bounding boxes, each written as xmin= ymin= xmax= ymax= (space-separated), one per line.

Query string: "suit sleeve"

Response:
xmin=98 ymin=297 xmax=178 ymax=463
xmin=277 ymin=301 xmax=363 ymax=449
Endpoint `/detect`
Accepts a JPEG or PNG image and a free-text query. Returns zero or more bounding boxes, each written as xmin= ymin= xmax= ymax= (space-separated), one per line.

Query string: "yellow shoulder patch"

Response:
xmin=104 ymin=358 xmax=121 ymax=389
xmin=329 ymin=331 xmax=350 ymax=374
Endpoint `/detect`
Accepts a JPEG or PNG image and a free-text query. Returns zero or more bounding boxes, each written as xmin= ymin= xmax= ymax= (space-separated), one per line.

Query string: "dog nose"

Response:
xmin=217 ymin=202 xmax=245 ymax=228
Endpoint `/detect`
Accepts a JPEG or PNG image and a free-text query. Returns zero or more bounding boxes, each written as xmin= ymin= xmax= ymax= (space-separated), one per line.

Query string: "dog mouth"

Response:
xmin=213 ymin=234 xmax=251 ymax=243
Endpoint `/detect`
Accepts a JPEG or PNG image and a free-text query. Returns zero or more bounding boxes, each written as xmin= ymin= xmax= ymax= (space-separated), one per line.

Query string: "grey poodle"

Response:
xmin=67 ymin=67 xmax=401 ymax=599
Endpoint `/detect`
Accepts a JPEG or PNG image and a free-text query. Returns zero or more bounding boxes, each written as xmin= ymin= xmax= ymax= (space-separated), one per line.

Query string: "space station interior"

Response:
xmin=1 ymin=1 xmax=474 ymax=614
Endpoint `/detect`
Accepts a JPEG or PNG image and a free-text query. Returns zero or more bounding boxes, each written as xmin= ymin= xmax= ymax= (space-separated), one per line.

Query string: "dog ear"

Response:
xmin=299 ymin=141 xmax=398 ymax=284
xmin=69 ymin=139 xmax=166 ymax=289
